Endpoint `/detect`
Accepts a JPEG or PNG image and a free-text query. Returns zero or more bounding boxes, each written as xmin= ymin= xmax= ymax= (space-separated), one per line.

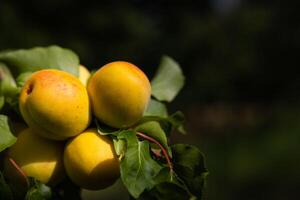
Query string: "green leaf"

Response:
xmin=0 ymin=96 xmax=4 ymax=110
xmin=151 ymin=56 xmax=185 ymax=102
xmin=0 ymin=63 xmax=19 ymax=97
xmin=0 ymin=171 xmax=13 ymax=200
xmin=118 ymin=131 xmax=163 ymax=198
xmin=149 ymin=183 xmax=191 ymax=200
xmin=134 ymin=121 xmax=170 ymax=155
xmin=172 ymin=144 xmax=207 ymax=174
xmin=168 ymin=111 xmax=186 ymax=134
xmin=4 ymin=96 xmax=20 ymax=116
xmin=140 ymin=144 xmax=208 ymax=200
xmin=95 ymin=119 xmax=122 ymax=136
xmin=0 ymin=64 xmax=21 ymax=114
xmin=139 ymin=111 xmax=186 ymax=135
xmin=144 ymin=99 xmax=168 ymax=117
xmin=113 ymin=138 xmax=126 ymax=157
xmin=16 ymin=72 xmax=33 ymax=87
xmin=0 ymin=45 xmax=79 ymax=77
xmin=25 ymin=177 xmax=52 ymax=200
xmin=0 ymin=115 xmax=17 ymax=152
xmin=140 ymin=168 xmax=193 ymax=200
xmin=171 ymin=144 xmax=208 ymax=199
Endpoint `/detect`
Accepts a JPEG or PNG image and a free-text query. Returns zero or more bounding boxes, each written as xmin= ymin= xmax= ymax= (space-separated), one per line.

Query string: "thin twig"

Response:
xmin=8 ymin=158 xmax=29 ymax=187
xmin=136 ymin=132 xmax=173 ymax=171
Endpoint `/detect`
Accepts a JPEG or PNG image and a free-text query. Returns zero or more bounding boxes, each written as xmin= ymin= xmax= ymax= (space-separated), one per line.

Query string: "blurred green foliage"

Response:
xmin=0 ymin=0 xmax=299 ymax=199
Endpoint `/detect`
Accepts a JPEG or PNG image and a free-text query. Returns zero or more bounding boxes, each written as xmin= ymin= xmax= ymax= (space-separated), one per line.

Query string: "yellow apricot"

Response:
xmin=87 ymin=61 xmax=151 ymax=128
xmin=79 ymin=65 xmax=91 ymax=87
xmin=64 ymin=128 xmax=119 ymax=190
xmin=10 ymin=121 xmax=27 ymax=136
xmin=4 ymin=128 xmax=65 ymax=185
xmin=19 ymin=69 xmax=91 ymax=140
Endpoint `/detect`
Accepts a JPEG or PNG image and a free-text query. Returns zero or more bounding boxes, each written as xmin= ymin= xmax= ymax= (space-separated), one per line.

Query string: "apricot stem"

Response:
xmin=136 ymin=132 xmax=173 ymax=171
xmin=8 ymin=158 xmax=30 ymax=187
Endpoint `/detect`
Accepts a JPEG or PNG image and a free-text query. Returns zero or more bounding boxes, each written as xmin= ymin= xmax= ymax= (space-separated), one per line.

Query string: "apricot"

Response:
xmin=10 ymin=121 xmax=27 ymax=136
xmin=4 ymin=128 xmax=65 ymax=185
xmin=19 ymin=69 xmax=91 ymax=140
xmin=79 ymin=65 xmax=91 ymax=87
xmin=64 ymin=128 xmax=119 ymax=190
xmin=87 ymin=61 xmax=151 ymax=128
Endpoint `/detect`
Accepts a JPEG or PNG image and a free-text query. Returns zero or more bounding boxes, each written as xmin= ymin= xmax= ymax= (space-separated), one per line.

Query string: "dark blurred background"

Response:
xmin=1 ymin=0 xmax=299 ymax=199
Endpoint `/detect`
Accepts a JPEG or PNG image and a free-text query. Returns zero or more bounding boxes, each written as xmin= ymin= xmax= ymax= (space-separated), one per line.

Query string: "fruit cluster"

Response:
xmin=4 ymin=62 xmax=151 ymax=190
xmin=0 ymin=46 xmax=207 ymax=200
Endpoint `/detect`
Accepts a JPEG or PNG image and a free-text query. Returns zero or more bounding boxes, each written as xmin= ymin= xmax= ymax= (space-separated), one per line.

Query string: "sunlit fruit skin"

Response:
xmin=19 ymin=69 xmax=91 ymax=140
xmin=64 ymin=128 xmax=119 ymax=190
xmin=4 ymin=128 xmax=65 ymax=185
xmin=79 ymin=65 xmax=91 ymax=87
xmin=87 ymin=61 xmax=151 ymax=128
